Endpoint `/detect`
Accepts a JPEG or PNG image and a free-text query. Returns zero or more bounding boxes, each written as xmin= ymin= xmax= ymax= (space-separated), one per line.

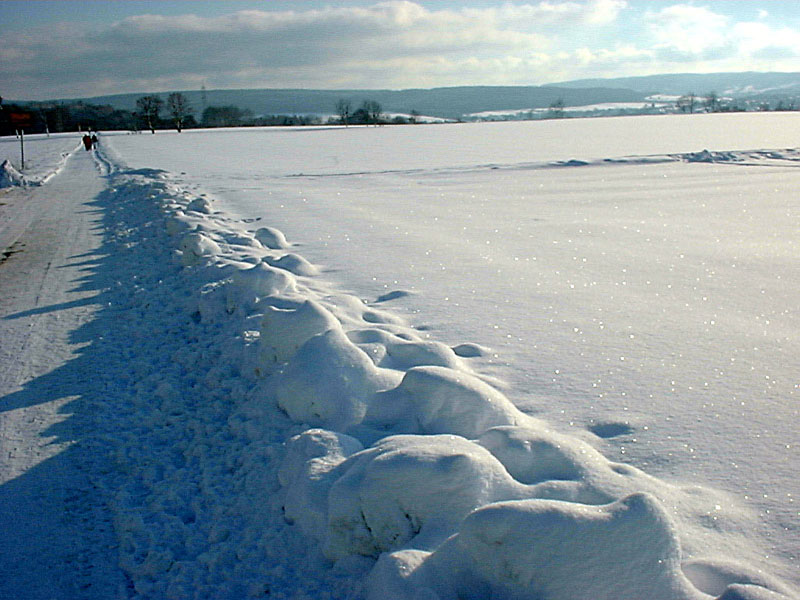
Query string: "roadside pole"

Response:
xmin=9 ymin=112 xmax=33 ymax=170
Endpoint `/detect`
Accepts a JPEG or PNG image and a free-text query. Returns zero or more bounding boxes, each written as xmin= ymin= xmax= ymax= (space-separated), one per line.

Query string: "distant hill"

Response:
xmin=13 ymin=71 xmax=800 ymax=123
xmin=549 ymin=71 xmax=800 ymax=98
xmin=49 ymin=86 xmax=647 ymax=120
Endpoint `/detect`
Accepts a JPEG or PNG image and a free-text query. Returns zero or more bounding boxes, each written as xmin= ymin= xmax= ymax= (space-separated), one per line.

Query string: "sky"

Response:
xmin=1 ymin=1 xmax=799 ymax=101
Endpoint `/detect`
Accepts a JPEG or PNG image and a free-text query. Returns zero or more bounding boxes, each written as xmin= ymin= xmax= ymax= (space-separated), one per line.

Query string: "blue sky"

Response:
xmin=2 ymin=1 xmax=799 ymax=100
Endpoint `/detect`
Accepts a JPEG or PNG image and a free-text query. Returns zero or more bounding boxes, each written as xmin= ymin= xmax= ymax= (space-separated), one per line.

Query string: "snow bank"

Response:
xmin=394 ymin=492 xmax=701 ymax=600
xmin=0 ymin=134 xmax=79 ymax=186
xmin=0 ymin=159 xmax=26 ymax=187
xmin=96 ymin=152 xmax=797 ymax=599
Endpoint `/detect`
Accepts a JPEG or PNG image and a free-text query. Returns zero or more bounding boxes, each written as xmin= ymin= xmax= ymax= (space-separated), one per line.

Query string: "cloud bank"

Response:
xmin=2 ymin=1 xmax=799 ymax=100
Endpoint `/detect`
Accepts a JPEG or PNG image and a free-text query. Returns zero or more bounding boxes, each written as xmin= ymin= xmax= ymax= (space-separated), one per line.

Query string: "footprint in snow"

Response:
xmin=588 ymin=421 xmax=635 ymax=439
xmin=375 ymin=290 xmax=413 ymax=303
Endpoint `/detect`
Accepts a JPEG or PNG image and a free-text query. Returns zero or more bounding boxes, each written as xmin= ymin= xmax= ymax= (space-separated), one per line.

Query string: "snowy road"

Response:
xmin=0 ymin=149 xmax=125 ymax=597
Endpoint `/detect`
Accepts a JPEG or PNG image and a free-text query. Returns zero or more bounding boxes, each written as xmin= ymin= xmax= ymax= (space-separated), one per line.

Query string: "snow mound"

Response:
xmin=164 ymin=211 xmax=195 ymax=236
xmin=258 ymin=299 xmax=340 ymax=366
xmin=683 ymin=149 xmax=743 ymax=163
xmin=272 ymin=328 xmax=400 ymax=431
xmin=254 ymin=225 xmax=290 ymax=249
xmin=178 ymin=231 xmax=221 ymax=266
xmin=263 ymin=252 xmax=319 ymax=276
xmin=187 ymin=197 xmax=213 ymax=213
xmin=279 ymin=428 xmax=364 ymax=539
xmin=366 ymin=366 xmax=530 ymax=439
xmin=440 ymin=492 xmax=698 ymax=600
xmin=381 ymin=340 xmax=463 ymax=371
xmin=0 ymin=159 xmax=26 ymax=187
xmin=364 ymin=492 xmax=731 ymax=600
xmin=225 ymin=260 xmax=296 ymax=315
xmin=323 ymin=434 xmax=523 ymax=560
xmin=451 ymin=342 xmax=489 ymax=357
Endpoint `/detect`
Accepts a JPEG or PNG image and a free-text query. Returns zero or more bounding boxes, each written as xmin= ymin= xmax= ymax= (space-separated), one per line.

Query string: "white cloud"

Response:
xmin=643 ymin=3 xmax=800 ymax=69
xmin=2 ymin=2 xmax=597 ymax=97
xmin=583 ymin=0 xmax=628 ymax=25
xmin=733 ymin=21 xmax=800 ymax=57
xmin=1 ymin=1 xmax=799 ymax=100
xmin=647 ymin=4 xmax=730 ymax=56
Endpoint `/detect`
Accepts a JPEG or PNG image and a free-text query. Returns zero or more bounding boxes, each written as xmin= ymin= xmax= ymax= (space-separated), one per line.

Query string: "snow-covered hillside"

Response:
xmin=1 ymin=113 xmax=798 ymax=599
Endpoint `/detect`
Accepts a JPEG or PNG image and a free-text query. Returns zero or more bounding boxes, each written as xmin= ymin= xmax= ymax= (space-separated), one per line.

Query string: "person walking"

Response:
xmin=82 ymin=134 xmax=92 ymax=151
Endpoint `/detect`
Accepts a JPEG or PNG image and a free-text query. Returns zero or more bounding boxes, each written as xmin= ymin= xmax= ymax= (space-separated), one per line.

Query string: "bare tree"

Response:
xmin=362 ymin=100 xmax=383 ymax=125
xmin=136 ymin=95 xmax=163 ymax=133
xmin=335 ymin=99 xmax=352 ymax=126
xmin=676 ymin=93 xmax=697 ymax=114
xmin=167 ymin=92 xmax=192 ymax=132
xmin=547 ymin=97 xmax=565 ymax=118
xmin=704 ymin=91 xmax=720 ymax=113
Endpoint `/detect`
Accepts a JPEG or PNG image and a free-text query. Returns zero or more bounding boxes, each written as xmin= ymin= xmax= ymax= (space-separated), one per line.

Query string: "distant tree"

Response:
xmin=202 ymin=105 xmax=250 ymax=127
xmin=361 ymin=100 xmax=383 ymax=125
xmin=352 ymin=106 xmax=368 ymax=124
xmin=409 ymin=109 xmax=420 ymax=124
xmin=253 ymin=114 xmax=321 ymax=126
xmin=136 ymin=95 xmax=163 ymax=133
xmin=0 ymin=99 xmax=139 ymax=134
xmin=704 ymin=91 xmax=720 ymax=113
xmin=167 ymin=92 xmax=192 ymax=132
xmin=547 ymin=97 xmax=565 ymax=118
xmin=349 ymin=100 xmax=383 ymax=125
xmin=335 ymin=99 xmax=352 ymax=126
xmin=676 ymin=93 xmax=697 ymax=114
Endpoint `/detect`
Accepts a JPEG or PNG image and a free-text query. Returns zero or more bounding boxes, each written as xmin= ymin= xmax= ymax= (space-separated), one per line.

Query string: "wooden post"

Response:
xmin=9 ymin=112 xmax=33 ymax=170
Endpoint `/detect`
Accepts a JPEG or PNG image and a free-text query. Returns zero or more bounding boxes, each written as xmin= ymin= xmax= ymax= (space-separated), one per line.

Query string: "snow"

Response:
xmin=469 ymin=101 xmax=671 ymax=119
xmin=0 ymin=132 xmax=79 ymax=186
xmin=1 ymin=113 xmax=799 ymax=599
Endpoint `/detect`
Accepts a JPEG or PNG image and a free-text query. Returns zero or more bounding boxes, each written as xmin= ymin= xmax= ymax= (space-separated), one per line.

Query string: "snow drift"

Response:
xmin=93 ymin=149 xmax=797 ymax=599
xmin=0 ymin=159 xmax=26 ymax=188
xmin=0 ymin=134 xmax=78 ymax=187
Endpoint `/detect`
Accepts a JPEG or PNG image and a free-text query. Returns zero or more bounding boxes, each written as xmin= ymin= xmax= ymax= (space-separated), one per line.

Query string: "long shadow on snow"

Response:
xmin=0 ymin=169 xmax=225 ymax=598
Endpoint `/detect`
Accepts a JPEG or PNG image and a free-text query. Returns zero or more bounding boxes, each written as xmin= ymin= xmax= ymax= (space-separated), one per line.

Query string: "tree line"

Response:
xmin=675 ymin=91 xmax=797 ymax=114
xmin=7 ymin=88 xmax=796 ymax=136
xmin=1 ymin=92 xmax=414 ymax=135
xmin=0 ymin=97 xmax=137 ymax=136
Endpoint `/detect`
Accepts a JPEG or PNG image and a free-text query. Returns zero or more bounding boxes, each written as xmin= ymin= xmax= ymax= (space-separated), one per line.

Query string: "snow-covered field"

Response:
xmin=1 ymin=113 xmax=799 ymax=599
xmin=468 ymin=100 xmax=672 ymax=119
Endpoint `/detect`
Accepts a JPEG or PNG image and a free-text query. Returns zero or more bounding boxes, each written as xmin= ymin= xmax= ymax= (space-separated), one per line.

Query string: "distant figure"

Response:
xmin=82 ymin=134 xmax=92 ymax=151
xmin=91 ymin=133 xmax=98 ymax=149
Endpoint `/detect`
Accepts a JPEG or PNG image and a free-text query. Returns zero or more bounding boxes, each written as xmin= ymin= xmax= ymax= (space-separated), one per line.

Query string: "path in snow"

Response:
xmin=0 ymin=149 xmax=126 ymax=598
